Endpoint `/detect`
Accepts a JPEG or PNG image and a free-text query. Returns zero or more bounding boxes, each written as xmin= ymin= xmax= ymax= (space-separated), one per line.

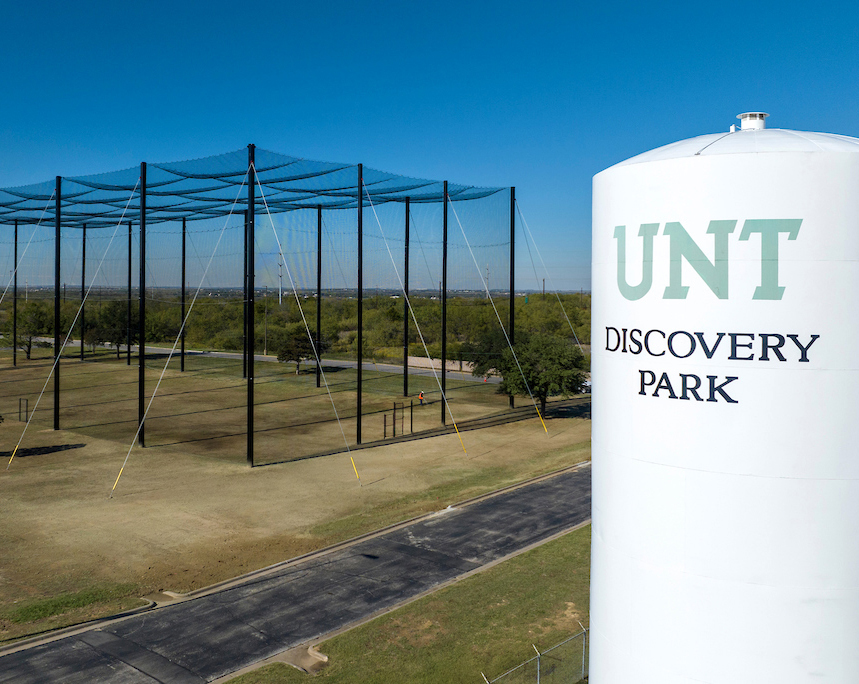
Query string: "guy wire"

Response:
xmin=8 ymin=182 xmax=139 ymax=471
xmin=362 ymin=183 xmax=468 ymax=455
xmin=447 ymin=199 xmax=547 ymax=434
xmin=110 ymin=172 xmax=249 ymax=496
xmin=0 ymin=193 xmax=54 ymax=307
xmin=516 ymin=201 xmax=584 ymax=353
xmin=254 ymin=169 xmax=359 ymax=484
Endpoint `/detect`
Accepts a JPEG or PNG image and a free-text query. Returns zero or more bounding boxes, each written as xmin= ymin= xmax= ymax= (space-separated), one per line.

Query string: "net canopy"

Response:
xmin=2 ymin=145 xmax=519 ymax=468
xmin=0 ymin=147 xmax=504 ymax=228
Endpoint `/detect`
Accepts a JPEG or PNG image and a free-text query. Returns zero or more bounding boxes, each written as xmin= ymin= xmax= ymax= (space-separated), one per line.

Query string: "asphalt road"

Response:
xmin=0 ymin=465 xmax=591 ymax=683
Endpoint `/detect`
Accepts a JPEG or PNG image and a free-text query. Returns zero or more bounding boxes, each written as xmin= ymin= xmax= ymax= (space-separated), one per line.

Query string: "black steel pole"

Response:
xmin=247 ymin=145 xmax=255 ymax=466
xmin=357 ymin=164 xmax=363 ymax=445
xmin=138 ymin=162 xmax=147 ymax=447
xmin=243 ymin=209 xmax=248 ymax=379
xmin=80 ymin=223 xmax=86 ymax=361
xmin=53 ymin=177 xmax=61 ymax=430
xmin=12 ymin=220 xmax=17 ymax=367
xmin=403 ymin=197 xmax=410 ymax=397
xmin=316 ymin=204 xmax=322 ymax=389
xmin=509 ymin=187 xmax=515 ymax=409
xmin=181 ymin=217 xmax=186 ymax=372
xmin=127 ymin=220 xmax=131 ymax=365
xmin=441 ymin=181 xmax=448 ymax=425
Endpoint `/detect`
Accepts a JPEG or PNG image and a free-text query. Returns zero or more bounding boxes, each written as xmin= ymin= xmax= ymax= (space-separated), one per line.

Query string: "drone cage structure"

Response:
xmin=0 ymin=145 xmax=516 ymax=467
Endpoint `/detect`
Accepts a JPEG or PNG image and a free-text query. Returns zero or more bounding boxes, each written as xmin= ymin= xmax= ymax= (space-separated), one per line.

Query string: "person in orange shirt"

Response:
xmin=419 ymin=391 xmax=424 ymax=405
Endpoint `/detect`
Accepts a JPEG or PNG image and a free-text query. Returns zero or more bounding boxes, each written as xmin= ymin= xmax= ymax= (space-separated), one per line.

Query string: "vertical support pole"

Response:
xmin=509 ymin=187 xmax=516 ymax=409
xmin=127 ymin=220 xmax=132 ymax=365
xmin=441 ymin=181 xmax=448 ymax=425
xmin=80 ymin=223 xmax=86 ymax=360
xmin=181 ymin=217 xmax=186 ymax=372
xmin=403 ymin=197 xmax=410 ymax=397
xmin=53 ymin=177 xmax=61 ymax=430
xmin=357 ymin=164 xmax=363 ymax=445
xmin=582 ymin=630 xmax=587 ymax=680
xmin=138 ymin=162 xmax=147 ymax=447
xmin=384 ymin=414 xmax=387 ymax=439
xmin=410 ymin=400 xmax=413 ymax=433
xmin=243 ymin=209 xmax=248 ymax=379
xmin=393 ymin=402 xmax=397 ymax=437
xmin=316 ymin=204 xmax=322 ymax=389
xmin=12 ymin=220 xmax=17 ymax=367
xmin=247 ymin=145 xmax=255 ymax=466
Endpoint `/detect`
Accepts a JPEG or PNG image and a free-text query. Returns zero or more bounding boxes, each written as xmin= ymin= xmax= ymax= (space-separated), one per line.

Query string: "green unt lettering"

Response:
xmin=739 ymin=219 xmax=802 ymax=300
xmin=614 ymin=224 xmax=658 ymax=301
xmin=663 ymin=220 xmax=735 ymax=299
xmin=613 ymin=219 xmax=802 ymax=301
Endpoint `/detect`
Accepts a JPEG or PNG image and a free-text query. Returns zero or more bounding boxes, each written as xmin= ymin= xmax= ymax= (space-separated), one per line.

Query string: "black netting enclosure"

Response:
xmin=0 ymin=146 xmax=515 ymax=467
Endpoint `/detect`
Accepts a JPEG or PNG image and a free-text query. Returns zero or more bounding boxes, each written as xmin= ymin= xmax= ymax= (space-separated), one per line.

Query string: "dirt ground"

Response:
xmin=0 ymin=351 xmax=590 ymax=642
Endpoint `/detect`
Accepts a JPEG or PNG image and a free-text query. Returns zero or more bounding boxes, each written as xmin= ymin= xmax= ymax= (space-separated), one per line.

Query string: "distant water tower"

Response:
xmin=590 ymin=113 xmax=859 ymax=682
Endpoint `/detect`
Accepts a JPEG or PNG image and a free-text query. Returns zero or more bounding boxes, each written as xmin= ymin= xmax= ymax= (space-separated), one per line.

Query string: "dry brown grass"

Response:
xmin=0 ymin=350 xmax=590 ymax=642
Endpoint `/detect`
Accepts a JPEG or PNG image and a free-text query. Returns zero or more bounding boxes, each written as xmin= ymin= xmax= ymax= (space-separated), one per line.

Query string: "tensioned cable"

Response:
xmin=109 ymin=172 xmax=249 ymax=496
xmin=322 ymin=214 xmax=350 ymax=289
xmin=0 ymin=194 xmax=54 ymax=308
xmin=521 ymin=212 xmax=543 ymax=292
xmin=7 ymin=182 xmax=139 ymax=471
xmin=254 ymin=166 xmax=361 ymax=484
xmin=363 ymin=183 xmax=468 ymax=455
xmin=516 ymin=201 xmax=584 ymax=353
xmin=410 ymin=209 xmax=441 ymax=299
xmin=447 ymin=199 xmax=547 ymax=434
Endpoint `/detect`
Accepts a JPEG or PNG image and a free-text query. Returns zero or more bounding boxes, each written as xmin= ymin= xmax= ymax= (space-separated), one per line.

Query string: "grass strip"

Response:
xmin=4 ymin=583 xmax=139 ymax=624
xmin=311 ymin=444 xmax=589 ymax=546
xmin=230 ymin=524 xmax=590 ymax=684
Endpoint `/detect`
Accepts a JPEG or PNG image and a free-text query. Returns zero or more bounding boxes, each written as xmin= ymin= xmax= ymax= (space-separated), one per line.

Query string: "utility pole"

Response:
xmin=278 ymin=254 xmax=283 ymax=305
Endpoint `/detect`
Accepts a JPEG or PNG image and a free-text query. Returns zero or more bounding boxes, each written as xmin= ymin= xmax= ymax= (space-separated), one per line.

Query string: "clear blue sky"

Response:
xmin=2 ymin=0 xmax=858 ymax=291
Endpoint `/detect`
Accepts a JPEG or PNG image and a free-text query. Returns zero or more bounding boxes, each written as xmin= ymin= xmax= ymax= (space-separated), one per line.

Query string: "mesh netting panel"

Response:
xmin=0 ymin=147 xmax=514 ymax=467
xmin=0 ymin=147 xmax=501 ymax=227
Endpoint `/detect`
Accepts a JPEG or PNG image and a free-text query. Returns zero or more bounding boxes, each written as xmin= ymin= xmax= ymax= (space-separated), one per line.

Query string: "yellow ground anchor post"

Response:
xmin=6 ymin=444 xmax=20 ymax=470
xmin=535 ymin=405 xmax=549 ymax=434
xmin=110 ymin=466 xmax=126 ymax=498
xmin=451 ymin=420 xmax=467 ymax=455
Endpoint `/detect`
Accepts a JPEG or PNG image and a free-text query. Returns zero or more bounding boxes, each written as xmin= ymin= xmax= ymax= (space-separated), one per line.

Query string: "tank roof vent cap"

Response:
xmin=737 ymin=112 xmax=769 ymax=131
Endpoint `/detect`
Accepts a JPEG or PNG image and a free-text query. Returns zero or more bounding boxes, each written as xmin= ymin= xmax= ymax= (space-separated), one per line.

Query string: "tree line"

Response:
xmin=2 ymin=291 xmax=591 ymax=406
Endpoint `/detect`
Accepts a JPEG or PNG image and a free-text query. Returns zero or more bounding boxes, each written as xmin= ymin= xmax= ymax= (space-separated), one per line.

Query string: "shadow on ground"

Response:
xmin=545 ymin=401 xmax=590 ymax=420
xmin=0 ymin=443 xmax=86 ymax=459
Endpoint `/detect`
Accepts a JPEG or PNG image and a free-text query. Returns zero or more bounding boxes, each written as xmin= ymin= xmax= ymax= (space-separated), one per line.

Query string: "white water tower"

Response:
xmin=590 ymin=113 xmax=859 ymax=682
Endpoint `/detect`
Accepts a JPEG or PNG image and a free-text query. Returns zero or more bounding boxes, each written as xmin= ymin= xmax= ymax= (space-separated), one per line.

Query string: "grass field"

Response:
xmin=0 ymin=349 xmax=591 ymax=644
xmin=1 ymin=346 xmax=515 ymax=465
xmin=230 ymin=525 xmax=591 ymax=684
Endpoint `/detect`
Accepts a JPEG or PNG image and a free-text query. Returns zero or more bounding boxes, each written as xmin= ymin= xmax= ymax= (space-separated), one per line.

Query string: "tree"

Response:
xmin=83 ymin=325 xmax=106 ymax=353
xmin=497 ymin=334 xmax=588 ymax=414
xmin=98 ymin=300 xmax=137 ymax=358
xmin=13 ymin=301 xmax=51 ymax=360
xmin=462 ymin=329 xmax=529 ymax=378
xmin=275 ymin=324 xmax=330 ymax=374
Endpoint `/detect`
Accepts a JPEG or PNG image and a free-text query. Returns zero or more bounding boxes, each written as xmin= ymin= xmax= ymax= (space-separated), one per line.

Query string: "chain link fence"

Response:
xmin=482 ymin=629 xmax=588 ymax=684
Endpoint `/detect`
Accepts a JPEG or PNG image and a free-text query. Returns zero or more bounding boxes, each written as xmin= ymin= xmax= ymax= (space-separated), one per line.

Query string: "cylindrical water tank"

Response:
xmin=590 ymin=117 xmax=859 ymax=682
